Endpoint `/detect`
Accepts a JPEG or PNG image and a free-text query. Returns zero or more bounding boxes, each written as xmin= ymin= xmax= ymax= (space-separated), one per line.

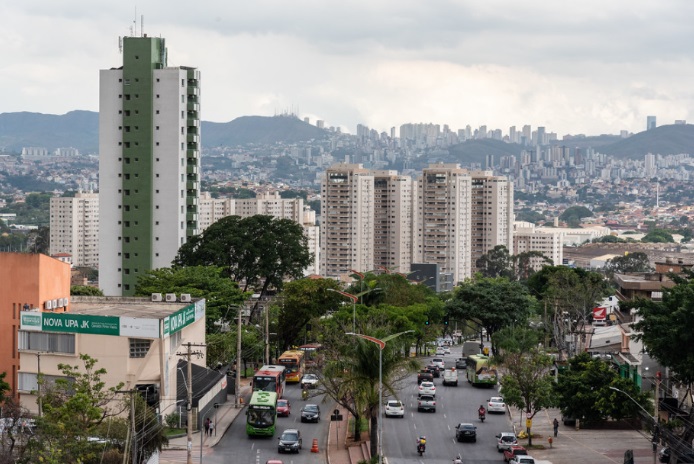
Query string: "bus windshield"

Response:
xmin=253 ymin=376 xmax=277 ymax=392
xmin=247 ymin=407 xmax=275 ymax=427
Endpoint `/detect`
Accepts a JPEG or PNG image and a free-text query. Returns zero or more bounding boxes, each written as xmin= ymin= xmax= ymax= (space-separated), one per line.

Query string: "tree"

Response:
xmin=445 ymin=277 xmax=535 ymax=353
xmin=604 ymin=252 xmax=653 ymax=276
xmin=26 ymin=354 xmax=126 ymax=463
xmin=71 ymin=285 xmax=104 ymax=296
xmin=0 ymin=399 xmax=34 ymax=463
xmin=476 ymin=245 xmax=513 ymax=279
xmin=512 ymin=251 xmax=553 ymax=282
xmin=554 ymin=353 xmax=651 ymax=425
xmin=493 ymin=327 xmax=556 ymax=446
xmin=0 ymin=371 xmax=9 ymax=404
xmin=559 ymin=205 xmax=593 ymax=227
xmin=174 ymin=215 xmax=312 ymax=319
xmin=25 ymin=226 xmax=50 ymax=254
xmin=642 ymin=229 xmax=674 ymax=243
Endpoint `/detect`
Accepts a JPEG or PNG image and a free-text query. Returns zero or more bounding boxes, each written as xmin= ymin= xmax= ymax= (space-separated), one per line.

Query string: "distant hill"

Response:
xmin=0 ymin=111 xmax=327 ymax=153
xmin=598 ymin=124 xmax=694 ymax=159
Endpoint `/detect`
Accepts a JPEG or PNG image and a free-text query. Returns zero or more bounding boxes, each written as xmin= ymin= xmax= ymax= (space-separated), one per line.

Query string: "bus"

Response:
xmin=246 ymin=391 xmax=278 ymax=436
xmin=252 ymin=365 xmax=286 ymax=398
xmin=298 ymin=343 xmax=323 ymax=369
xmin=466 ymin=354 xmax=498 ymax=387
xmin=278 ymin=350 xmax=305 ymax=383
xmin=462 ymin=341 xmax=482 ymax=358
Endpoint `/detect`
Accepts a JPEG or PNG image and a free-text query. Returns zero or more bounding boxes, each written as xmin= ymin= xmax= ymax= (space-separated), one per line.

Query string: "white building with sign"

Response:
xmin=18 ymin=295 xmax=209 ymax=418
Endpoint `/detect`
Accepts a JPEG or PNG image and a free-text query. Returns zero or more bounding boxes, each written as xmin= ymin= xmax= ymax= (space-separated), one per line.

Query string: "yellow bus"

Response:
xmin=278 ymin=350 xmax=305 ymax=383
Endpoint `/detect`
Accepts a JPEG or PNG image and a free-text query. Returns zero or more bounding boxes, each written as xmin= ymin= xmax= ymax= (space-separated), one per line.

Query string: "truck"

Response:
xmin=417 ymin=394 xmax=436 ymax=412
xmin=442 ymin=368 xmax=459 ymax=386
xmin=462 ymin=341 xmax=481 ymax=358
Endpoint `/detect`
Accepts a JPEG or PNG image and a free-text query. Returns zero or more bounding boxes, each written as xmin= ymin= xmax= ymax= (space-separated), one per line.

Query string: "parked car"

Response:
xmin=417 ymin=369 xmax=434 ymax=384
xmin=418 ymin=381 xmax=436 ymax=396
xmin=432 ymin=358 xmax=445 ymax=370
xmin=425 ymin=364 xmax=441 ymax=377
xmin=509 ymin=456 xmax=535 ymax=464
xmin=488 ymin=396 xmax=506 ymax=413
xmin=455 ymin=423 xmax=477 ymax=442
xmin=455 ymin=358 xmax=467 ymax=369
xmin=503 ymin=445 xmax=528 ymax=462
xmin=496 ymin=432 xmax=518 ymax=452
xmin=276 ymin=399 xmax=291 ymax=417
xmin=417 ymin=394 xmax=436 ymax=412
xmin=385 ymin=400 xmax=405 ymax=418
xmin=277 ymin=429 xmax=302 ymax=453
xmin=300 ymin=404 xmax=321 ymax=423
xmin=300 ymin=373 xmax=319 ymax=388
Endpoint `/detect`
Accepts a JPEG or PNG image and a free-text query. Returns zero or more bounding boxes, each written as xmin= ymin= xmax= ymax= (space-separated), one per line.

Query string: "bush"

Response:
xmin=165 ymin=412 xmax=181 ymax=429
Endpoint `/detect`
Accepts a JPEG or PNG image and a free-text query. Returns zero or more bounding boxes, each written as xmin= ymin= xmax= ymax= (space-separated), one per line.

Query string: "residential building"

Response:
xmin=99 ymin=35 xmax=201 ymax=296
xmin=320 ymin=164 xmax=374 ymax=278
xmin=49 ymin=192 xmax=99 ymax=268
xmin=512 ymin=221 xmax=563 ymax=269
xmin=470 ymin=171 xmax=514 ymax=268
xmin=372 ymin=170 xmax=413 ymax=273
xmin=0 ymin=252 xmax=71 ymax=399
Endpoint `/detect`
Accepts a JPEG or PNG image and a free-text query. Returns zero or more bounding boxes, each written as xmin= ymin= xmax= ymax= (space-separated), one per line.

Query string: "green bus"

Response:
xmin=466 ymin=354 xmax=498 ymax=387
xmin=246 ymin=391 xmax=278 ymax=436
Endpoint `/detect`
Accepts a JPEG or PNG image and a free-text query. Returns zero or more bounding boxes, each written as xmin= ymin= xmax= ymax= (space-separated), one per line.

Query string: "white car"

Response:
xmin=496 ymin=432 xmax=518 ymax=452
xmin=509 ymin=456 xmax=535 ymax=464
xmin=384 ymin=400 xmax=405 ymax=418
xmin=418 ymin=381 xmax=436 ymax=396
xmin=488 ymin=396 xmax=506 ymax=413
xmin=436 ymin=348 xmax=445 ymax=356
xmin=432 ymin=358 xmax=445 ymax=370
xmin=300 ymin=374 xmax=319 ymax=388
xmin=443 ymin=347 xmax=451 ymax=354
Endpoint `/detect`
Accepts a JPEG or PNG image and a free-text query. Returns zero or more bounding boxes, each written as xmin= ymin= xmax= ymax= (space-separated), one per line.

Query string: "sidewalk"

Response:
xmin=508 ymin=406 xmax=658 ymax=464
xmin=159 ymin=384 xmax=252 ymax=463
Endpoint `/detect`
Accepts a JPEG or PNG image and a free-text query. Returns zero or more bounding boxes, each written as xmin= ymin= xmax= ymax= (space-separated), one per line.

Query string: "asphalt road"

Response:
xmin=383 ymin=350 xmax=513 ymax=464
xmin=205 ymin=381 xmax=330 ymax=464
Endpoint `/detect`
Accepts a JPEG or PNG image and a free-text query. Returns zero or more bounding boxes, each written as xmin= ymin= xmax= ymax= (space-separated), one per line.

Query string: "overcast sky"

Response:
xmin=3 ymin=1 xmax=693 ymax=136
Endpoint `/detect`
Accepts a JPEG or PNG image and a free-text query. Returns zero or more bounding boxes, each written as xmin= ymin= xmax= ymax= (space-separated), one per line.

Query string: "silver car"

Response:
xmin=496 ymin=432 xmax=518 ymax=452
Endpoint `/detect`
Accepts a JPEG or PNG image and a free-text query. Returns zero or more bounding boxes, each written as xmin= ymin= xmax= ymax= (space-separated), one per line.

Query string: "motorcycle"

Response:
xmin=417 ymin=443 xmax=426 ymax=456
xmin=478 ymin=410 xmax=486 ymax=422
xmin=302 ymin=389 xmax=309 ymax=400
xmin=453 ymin=455 xmax=463 ymax=464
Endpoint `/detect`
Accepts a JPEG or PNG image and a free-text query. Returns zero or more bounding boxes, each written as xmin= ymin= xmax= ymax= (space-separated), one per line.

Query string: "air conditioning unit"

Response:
xmin=165 ymin=293 xmax=177 ymax=303
xmin=44 ymin=300 xmax=53 ymax=310
xmin=63 ymin=297 xmax=69 ymax=307
xmin=151 ymin=293 xmax=163 ymax=302
xmin=180 ymin=294 xmax=192 ymax=303
xmin=58 ymin=298 xmax=65 ymax=307
xmin=51 ymin=299 xmax=58 ymax=309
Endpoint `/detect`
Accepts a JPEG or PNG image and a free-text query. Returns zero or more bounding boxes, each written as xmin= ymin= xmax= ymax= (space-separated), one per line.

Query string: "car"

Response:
xmin=562 ymin=415 xmax=576 ymax=426
xmin=277 ymin=428 xmax=302 ymax=453
xmin=496 ymin=432 xmax=518 ymax=452
xmin=503 ymin=445 xmax=528 ymax=462
xmin=384 ymin=400 xmax=405 ymax=418
xmin=432 ymin=358 xmax=445 ymax=370
xmin=276 ymin=399 xmax=291 ymax=417
xmin=436 ymin=347 xmax=446 ymax=356
xmin=417 ymin=370 xmax=434 ymax=384
xmin=509 ymin=456 xmax=535 ymax=464
xmin=418 ymin=381 xmax=436 ymax=396
xmin=443 ymin=347 xmax=451 ymax=354
xmin=425 ymin=364 xmax=441 ymax=377
xmin=488 ymin=396 xmax=506 ymax=413
xmin=659 ymin=446 xmax=694 ymax=463
xmin=455 ymin=423 xmax=477 ymax=442
xmin=266 ymin=461 xmax=284 ymax=464
xmin=442 ymin=368 xmax=459 ymax=386
xmin=300 ymin=404 xmax=321 ymax=423
xmin=417 ymin=394 xmax=436 ymax=412
xmin=301 ymin=373 xmax=319 ymax=388
xmin=455 ymin=358 xmax=467 ymax=369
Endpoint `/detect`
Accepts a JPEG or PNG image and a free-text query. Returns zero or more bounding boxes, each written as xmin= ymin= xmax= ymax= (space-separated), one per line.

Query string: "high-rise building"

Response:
xmin=645 ymin=153 xmax=657 ymax=178
xmin=513 ymin=222 xmax=563 ymax=270
xmin=99 ymin=35 xmax=201 ymax=295
xmin=372 ymin=170 xmax=413 ymax=273
xmin=49 ymin=192 xmax=100 ymax=268
xmin=647 ymin=116 xmax=657 ymax=130
xmin=320 ymin=164 xmax=374 ymax=278
xmin=469 ymin=171 xmax=514 ymax=268
xmin=413 ymin=164 xmax=473 ymax=284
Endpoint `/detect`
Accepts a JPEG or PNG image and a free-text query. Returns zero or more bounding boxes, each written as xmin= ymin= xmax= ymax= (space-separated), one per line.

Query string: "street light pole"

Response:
xmin=609 ymin=385 xmax=659 ymax=464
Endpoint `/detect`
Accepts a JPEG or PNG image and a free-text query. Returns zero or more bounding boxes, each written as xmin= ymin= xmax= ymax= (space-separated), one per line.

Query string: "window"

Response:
xmin=18 ymin=331 xmax=75 ymax=354
xmin=18 ymin=372 xmax=66 ymax=393
xmin=169 ymin=331 xmax=182 ymax=351
xmin=129 ymin=339 xmax=152 ymax=358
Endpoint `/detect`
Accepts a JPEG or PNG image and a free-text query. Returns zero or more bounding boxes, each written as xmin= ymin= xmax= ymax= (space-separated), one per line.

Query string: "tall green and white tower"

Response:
xmin=99 ymin=35 xmax=201 ymax=296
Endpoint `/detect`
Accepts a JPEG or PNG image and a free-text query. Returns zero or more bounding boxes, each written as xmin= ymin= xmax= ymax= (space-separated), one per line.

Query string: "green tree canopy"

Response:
xmin=476 ymin=245 xmax=513 ymax=279
xmin=0 ymin=371 xmax=9 ymax=404
xmin=559 ymin=205 xmax=593 ymax=227
xmin=70 ymin=285 xmax=104 ymax=296
xmin=604 ymin=252 xmax=653 ymax=275
xmin=641 ymin=229 xmax=674 ymax=243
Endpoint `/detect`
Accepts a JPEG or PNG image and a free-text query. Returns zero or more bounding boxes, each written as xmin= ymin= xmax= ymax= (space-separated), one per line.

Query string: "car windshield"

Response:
xmin=304 ymin=374 xmax=317 ymax=380
xmin=501 ymin=436 xmax=516 ymax=443
xmin=303 ymin=405 xmax=319 ymax=413
xmin=388 ymin=401 xmax=402 ymax=407
xmin=278 ymin=400 xmax=288 ymax=407
xmin=281 ymin=432 xmax=298 ymax=441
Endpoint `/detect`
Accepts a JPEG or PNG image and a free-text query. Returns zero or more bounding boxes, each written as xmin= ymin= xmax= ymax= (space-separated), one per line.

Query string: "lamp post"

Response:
xmin=346 ymin=330 xmax=414 ymax=464
xmin=609 ymin=384 xmax=659 ymax=464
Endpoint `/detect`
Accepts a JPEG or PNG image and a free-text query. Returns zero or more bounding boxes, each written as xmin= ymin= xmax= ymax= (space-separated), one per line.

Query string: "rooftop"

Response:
xmin=70 ymin=296 xmax=200 ymax=319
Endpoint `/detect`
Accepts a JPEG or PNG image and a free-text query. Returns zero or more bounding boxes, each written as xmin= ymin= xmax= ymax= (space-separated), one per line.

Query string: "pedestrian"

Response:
xmin=204 ymin=417 xmax=211 ymax=436
xmin=553 ymin=418 xmax=559 ymax=438
xmin=209 ymin=419 xmax=215 ymax=436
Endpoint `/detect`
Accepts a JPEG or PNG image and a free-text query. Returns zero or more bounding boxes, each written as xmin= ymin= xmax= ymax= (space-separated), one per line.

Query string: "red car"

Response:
xmin=277 ymin=399 xmax=291 ymax=417
xmin=503 ymin=445 xmax=528 ymax=462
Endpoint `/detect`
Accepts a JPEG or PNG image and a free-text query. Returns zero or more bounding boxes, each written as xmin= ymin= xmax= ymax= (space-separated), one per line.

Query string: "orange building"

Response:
xmin=0 ymin=252 xmax=71 ymax=398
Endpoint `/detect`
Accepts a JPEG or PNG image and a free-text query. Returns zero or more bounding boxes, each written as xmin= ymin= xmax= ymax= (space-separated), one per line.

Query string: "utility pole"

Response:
xmin=264 ymin=305 xmax=269 ymax=365
xmin=116 ymin=389 xmax=138 ymax=464
xmin=236 ymin=305 xmax=243 ymax=409
xmin=176 ymin=342 xmax=205 ymax=464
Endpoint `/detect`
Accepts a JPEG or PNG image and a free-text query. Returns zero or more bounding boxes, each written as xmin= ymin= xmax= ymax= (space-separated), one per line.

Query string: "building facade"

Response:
xmin=372 ymin=170 xmax=413 ymax=273
xmin=49 ymin=192 xmax=99 ymax=268
xmin=470 ymin=171 xmax=514 ymax=268
xmin=99 ymin=35 xmax=201 ymax=296
xmin=512 ymin=221 xmax=564 ymax=270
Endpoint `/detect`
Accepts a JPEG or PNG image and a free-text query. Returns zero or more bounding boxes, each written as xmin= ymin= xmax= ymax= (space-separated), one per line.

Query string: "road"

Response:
xmin=205 ymin=381 xmax=330 ymax=464
xmin=383 ymin=349 xmax=512 ymax=464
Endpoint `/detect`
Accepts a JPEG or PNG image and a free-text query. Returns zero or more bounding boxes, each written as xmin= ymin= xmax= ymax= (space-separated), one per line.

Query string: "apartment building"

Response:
xmin=413 ymin=164 xmax=473 ymax=284
xmin=372 ymin=170 xmax=413 ymax=273
xmin=99 ymin=35 xmax=201 ymax=296
xmin=513 ymin=221 xmax=563 ymax=270
xmin=49 ymin=192 xmax=99 ymax=268
xmin=470 ymin=171 xmax=514 ymax=268
xmin=320 ymin=164 xmax=374 ymax=278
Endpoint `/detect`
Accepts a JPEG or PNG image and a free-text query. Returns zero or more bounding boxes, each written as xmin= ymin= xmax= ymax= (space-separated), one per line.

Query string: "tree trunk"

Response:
xmin=370 ymin=414 xmax=378 ymax=459
xmin=353 ymin=413 xmax=361 ymax=441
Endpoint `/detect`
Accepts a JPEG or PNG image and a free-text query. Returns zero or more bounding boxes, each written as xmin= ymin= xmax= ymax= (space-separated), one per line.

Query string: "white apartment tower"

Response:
xmin=321 ymin=164 xmax=374 ymax=278
xmin=372 ymin=170 xmax=413 ymax=273
xmin=413 ymin=164 xmax=473 ymax=284
xmin=513 ymin=221 xmax=563 ymax=270
xmin=99 ymin=35 xmax=201 ymax=295
xmin=470 ymin=171 xmax=514 ymax=268
xmin=49 ymin=192 xmax=100 ymax=268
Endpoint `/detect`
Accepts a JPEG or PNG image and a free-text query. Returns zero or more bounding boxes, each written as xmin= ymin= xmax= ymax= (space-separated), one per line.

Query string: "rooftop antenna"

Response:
xmin=133 ymin=7 xmax=137 ymax=37
xmin=141 ymin=15 xmax=144 ymax=37
xmin=118 ymin=36 xmax=123 ymax=54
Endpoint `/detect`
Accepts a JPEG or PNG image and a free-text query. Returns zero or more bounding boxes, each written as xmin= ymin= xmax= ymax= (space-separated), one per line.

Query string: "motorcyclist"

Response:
xmin=417 ymin=436 xmax=426 ymax=449
xmin=478 ymin=405 xmax=486 ymax=416
xmin=453 ymin=454 xmax=463 ymax=464
xmin=302 ymin=384 xmax=309 ymax=400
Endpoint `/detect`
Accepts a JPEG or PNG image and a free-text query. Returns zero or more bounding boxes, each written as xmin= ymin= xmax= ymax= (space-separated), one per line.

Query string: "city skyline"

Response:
xmin=3 ymin=1 xmax=693 ymax=136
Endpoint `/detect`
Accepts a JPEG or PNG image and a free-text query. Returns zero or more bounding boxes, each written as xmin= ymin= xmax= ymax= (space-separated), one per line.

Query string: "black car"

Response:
xmin=455 ymin=423 xmax=477 ymax=442
xmin=417 ymin=370 xmax=434 ymax=384
xmin=455 ymin=358 xmax=467 ymax=369
xmin=300 ymin=404 xmax=321 ymax=423
xmin=425 ymin=364 xmax=441 ymax=378
xmin=278 ymin=428 xmax=302 ymax=453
